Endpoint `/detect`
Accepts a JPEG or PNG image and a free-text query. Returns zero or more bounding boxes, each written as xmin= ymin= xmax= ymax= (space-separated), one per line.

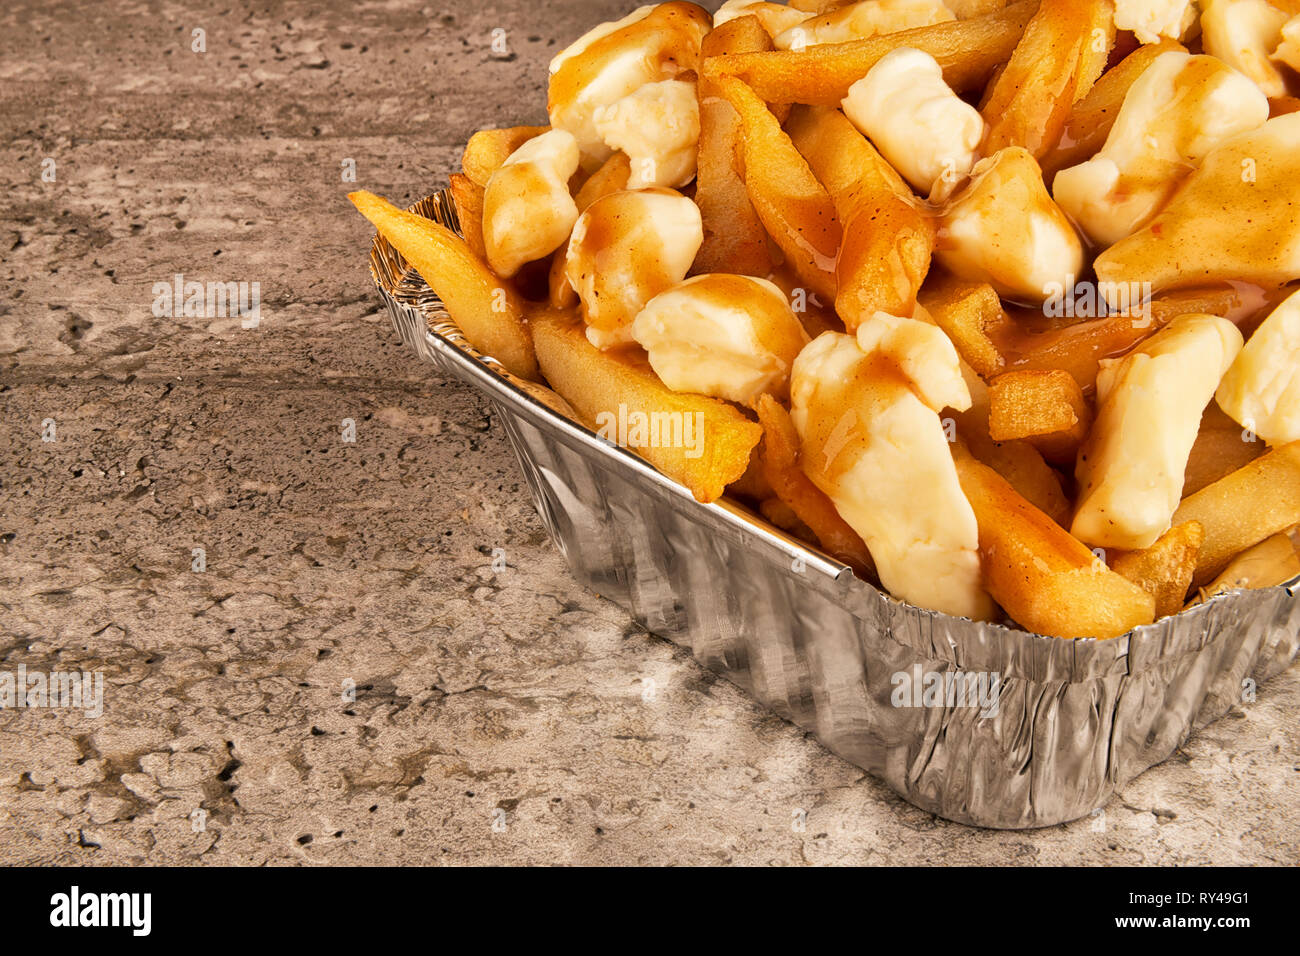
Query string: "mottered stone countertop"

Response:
xmin=1 ymin=0 xmax=1296 ymax=865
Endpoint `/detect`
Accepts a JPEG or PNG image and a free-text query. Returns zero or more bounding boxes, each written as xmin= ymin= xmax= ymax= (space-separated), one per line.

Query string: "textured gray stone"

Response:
xmin=0 ymin=0 xmax=1296 ymax=865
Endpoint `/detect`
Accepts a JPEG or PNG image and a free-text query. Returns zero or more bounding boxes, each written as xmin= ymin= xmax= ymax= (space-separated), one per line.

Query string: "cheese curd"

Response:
xmin=1073 ymin=314 xmax=1244 ymax=551
xmin=713 ymin=0 xmax=811 ymax=35
xmin=548 ymin=2 xmax=711 ymax=163
xmin=937 ymin=147 xmax=1084 ymax=304
xmin=631 ymin=274 xmax=810 ymax=405
xmin=594 ymin=79 xmax=700 ymax=189
xmin=1274 ymin=14 xmax=1300 ymax=73
xmin=549 ymin=5 xmax=656 ymax=76
xmin=482 ymin=129 xmax=581 ymax=278
xmin=1217 ymin=288 xmax=1300 ymax=447
xmin=1053 ymin=52 xmax=1270 ymax=249
xmin=774 ymin=0 xmax=955 ymax=51
xmin=1113 ymin=0 xmax=1198 ymax=45
xmin=564 ymin=188 xmax=703 ymax=349
xmin=1201 ymin=0 xmax=1290 ymax=99
xmin=790 ymin=326 xmax=994 ymax=621
xmin=841 ymin=47 xmax=984 ymax=197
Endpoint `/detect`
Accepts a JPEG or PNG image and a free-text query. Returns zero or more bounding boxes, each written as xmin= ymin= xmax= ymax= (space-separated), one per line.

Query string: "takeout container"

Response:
xmin=365 ymin=190 xmax=1300 ymax=829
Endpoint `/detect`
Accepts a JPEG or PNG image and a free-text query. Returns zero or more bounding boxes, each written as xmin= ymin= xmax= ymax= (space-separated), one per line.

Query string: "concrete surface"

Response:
xmin=0 ymin=0 xmax=1296 ymax=866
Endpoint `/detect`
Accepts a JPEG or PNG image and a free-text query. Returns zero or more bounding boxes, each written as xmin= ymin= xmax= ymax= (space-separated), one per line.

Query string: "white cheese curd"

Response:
xmin=1113 ymin=0 xmax=1198 ymax=45
xmin=1201 ymin=0 xmax=1290 ymax=98
xmin=1273 ymin=14 xmax=1300 ymax=72
xmin=790 ymin=325 xmax=994 ymax=620
xmin=841 ymin=46 xmax=984 ymax=196
xmin=1073 ymin=314 xmax=1244 ymax=551
xmin=594 ymin=79 xmax=700 ymax=189
xmin=1216 ymin=288 xmax=1300 ymax=447
xmin=1053 ymin=52 xmax=1270 ymax=248
xmin=631 ymin=274 xmax=810 ymax=405
xmin=482 ymin=129 xmax=581 ymax=278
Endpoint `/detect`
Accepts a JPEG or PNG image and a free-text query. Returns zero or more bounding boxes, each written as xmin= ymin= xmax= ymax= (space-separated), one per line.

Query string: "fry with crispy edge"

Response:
xmin=955 ymin=450 xmax=1156 ymax=639
xmin=694 ymin=15 xmax=775 ymax=278
xmin=1174 ymin=441 xmax=1300 ymax=587
xmin=531 ymin=309 xmax=762 ymax=503
xmin=702 ymin=1 xmax=1037 ymax=106
xmin=349 ymin=190 xmax=539 ymax=381
xmin=461 ymin=125 xmax=550 ymax=187
xmin=1109 ymin=521 xmax=1203 ymax=620
xmin=988 ymin=369 xmax=1091 ymax=464
xmin=981 ymin=0 xmax=1112 ymax=159
xmin=786 ymin=105 xmax=935 ymax=330
xmin=715 ymin=75 xmax=840 ymax=302
xmin=448 ymin=173 xmax=487 ymax=260
xmin=1040 ymin=39 xmax=1184 ymax=180
xmin=755 ymin=394 xmax=876 ymax=578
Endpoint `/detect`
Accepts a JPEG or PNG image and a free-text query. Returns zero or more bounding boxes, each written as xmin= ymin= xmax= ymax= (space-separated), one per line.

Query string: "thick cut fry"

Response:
xmin=988 ymin=369 xmax=1092 ymax=464
xmin=531 ymin=310 xmax=761 ymax=503
xmin=755 ymin=394 xmax=876 ymax=578
xmin=701 ymin=1 xmax=1037 ymax=105
xmin=1194 ymin=530 xmax=1300 ymax=603
xmin=955 ymin=451 xmax=1156 ymax=639
xmin=1173 ymin=441 xmax=1300 ymax=587
xmin=1184 ymin=403 xmax=1264 ymax=498
xmin=1109 ymin=521 xmax=1203 ymax=619
xmin=461 ymin=125 xmax=550 ymax=187
xmin=918 ymin=272 xmax=1007 ymax=380
xmin=786 ymin=105 xmax=935 ymax=329
xmin=693 ymin=16 xmax=775 ymax=277
xmin=1040 ymin=39 xmax=1185 ymax=179
xmin=716 ymin=76 xmax=840 ymax=302
xmin=349 ymin=190 xmax=539 ymax=381
xmin=981 ymin=0 xmax=1113 ymax=158
xmin=1071 ymin=0 xmax=1115 ymax=103
xmin=448 ymin=173 xmax=487 ymax=260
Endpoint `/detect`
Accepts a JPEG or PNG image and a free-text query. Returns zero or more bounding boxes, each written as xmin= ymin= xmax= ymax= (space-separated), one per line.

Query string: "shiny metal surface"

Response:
xmin=365 ymin=190 xmax=1300 ymax=829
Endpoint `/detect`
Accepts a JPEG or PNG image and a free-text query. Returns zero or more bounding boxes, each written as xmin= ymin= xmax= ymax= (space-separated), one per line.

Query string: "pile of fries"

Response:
xmin=353 ymin=0 xmax=1300 ymax=640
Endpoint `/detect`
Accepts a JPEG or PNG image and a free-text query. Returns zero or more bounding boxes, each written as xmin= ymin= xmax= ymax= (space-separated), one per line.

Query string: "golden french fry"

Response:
xmin=755 ymin=394 xmax=876 ymax=578
xmin=349 ymin=190 xmax=539 ymax=381
xmin=1109 ymin=521 xmax=1203 ymax=619
xmin=1071 ymin=0 xmax=1115 ymax=105
xmin=786 ymin=105 xmax=935 ymax=329
xmin=715 ymin=75 xmax=840 ymax=302
xmin=1174 ymin=441 xmax=1300 ymax=587
xmin=461 ymin=125 xmax=550 ymax=187
xmin=1193 ymin=530 xmax=1300 ymax=603
xmin=955 ymin=451 xmax=1156 ymax=639
xmin=1041 ymin=39 xmax=1185 ymax=179
xmin=988 ymin=369 xmax=1092 ymax=464
xmin=693 ymin=16 xmax=775 ymax=277
xmin=982 ymin=0 xmax=1113 ymax=158
xmin=531 ymin=309 xmax=762 ymax=503
xmin=701 ymin=1 xmax=1036 ymax=106
xmin=1184 ymin=403 xmax=1265 ymax=498
xmin=918 ymin=271 xmax=1007 ymax=380
xmin=448 ymin=172 xmax=487 ymax=260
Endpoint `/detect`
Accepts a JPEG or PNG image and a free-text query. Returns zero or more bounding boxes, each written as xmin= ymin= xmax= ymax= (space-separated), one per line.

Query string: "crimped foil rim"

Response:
xmin=364 ymin=188 xmax=1300 ymax=683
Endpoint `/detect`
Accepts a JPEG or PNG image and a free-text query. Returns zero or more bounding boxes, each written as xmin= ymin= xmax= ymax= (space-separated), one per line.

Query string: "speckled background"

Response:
xmin=1 ymin=0 xmax=1296 ymax=865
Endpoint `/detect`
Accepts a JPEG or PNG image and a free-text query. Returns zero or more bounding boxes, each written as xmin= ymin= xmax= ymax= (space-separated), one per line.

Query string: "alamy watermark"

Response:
xmin=594 ymin=403 xmax=704 ymax=460
xmin=891 ymin=666 xmax=1001 ymax=719
xmin=0 ymin=665 xmax=103 ymax=718
xmin=152 ymin=273 xmax=261 ymax=328
xmin=1042 ymin=276 xmax=1153 ymax=327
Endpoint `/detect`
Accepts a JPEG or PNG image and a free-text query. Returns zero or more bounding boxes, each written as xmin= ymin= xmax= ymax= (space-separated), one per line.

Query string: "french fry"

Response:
xmin=981 ymin=0 xmax=1113 ymax=158
xmin=461 ymin=125 xmax=550 ymax=187
xmin=988 ymin=369 xmax=1092 ymax=464
xmin=755 ymin=394 xmax=876 ymax=578
xmin=448 ymin=172 xmax=487 ymax=260
xmin=693 ymin=15 xmax=775 ymax=277
xmin=786 ymin=105 xmax=935 ymax=330
xmin=1040 ymin=39 xmax=1185 ymax=179
xmin=715 ymin=75 xmax=840 ymax=302
xmin=955 ymin=451 xmax=1156 ymax=639
xmin=918 ymin=271 xmax=1007 ymax=380
xmin=1184 ymin=403 xmax=1264 ymax=498
xmin=701 ymin=1 xmax=1037 ymax=106
xmin=349 ymin=190 xmax=539 ymax=381
xmin=1109 ymin=521 xmax=1203 ymax=619
xmin=531 ymin=309 xmax=762 ymax=503
xmin=1071 ymin=0 xmax=1115 ymax=105
xmin=548 ymin=152 xmax=632 ymax=308
xmin=1173 ymin=441 xmax=1300 ymax=587
xmin=1193 ymin=530 xmax=1300 ymax=603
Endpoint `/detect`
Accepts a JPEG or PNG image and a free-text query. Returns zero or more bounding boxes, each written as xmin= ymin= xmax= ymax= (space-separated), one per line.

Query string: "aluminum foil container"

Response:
xmin=365 ymin=190 xmax=1300 ymax=829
